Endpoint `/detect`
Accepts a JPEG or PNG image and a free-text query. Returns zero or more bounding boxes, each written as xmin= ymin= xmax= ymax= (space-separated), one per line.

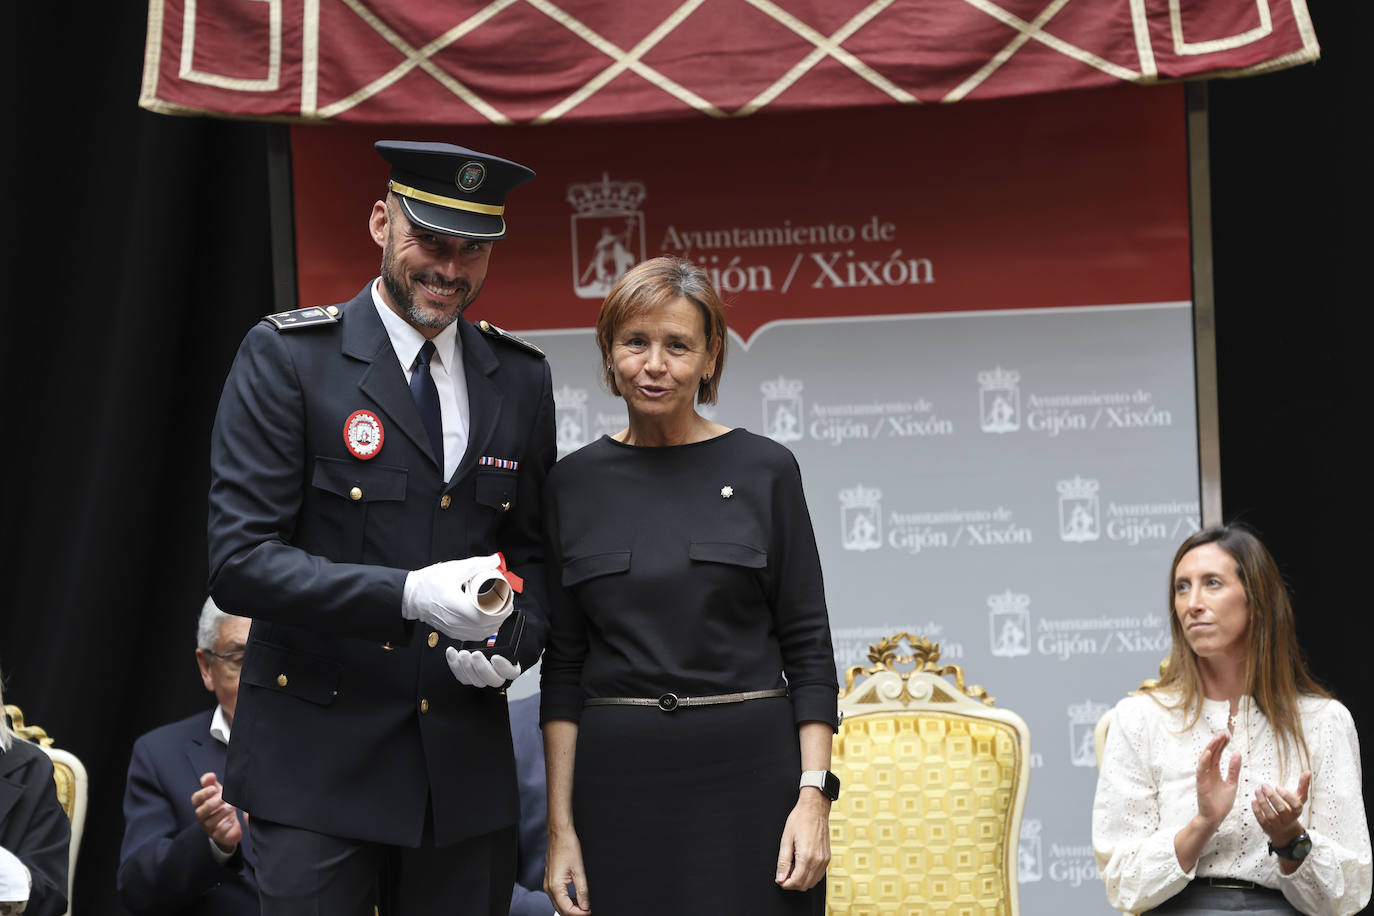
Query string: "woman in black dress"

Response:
xmin=540 ymin=258 xmax=839 ymax=916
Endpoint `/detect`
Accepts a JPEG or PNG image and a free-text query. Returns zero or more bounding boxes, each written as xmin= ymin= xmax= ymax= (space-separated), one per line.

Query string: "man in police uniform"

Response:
xmin=207 ymin=140 xmax=555 ymax=915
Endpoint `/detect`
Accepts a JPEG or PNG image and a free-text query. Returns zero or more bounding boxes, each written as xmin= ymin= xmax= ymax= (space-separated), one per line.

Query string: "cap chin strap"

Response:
xmin=388 ymin=179 xmax=505 ymax=215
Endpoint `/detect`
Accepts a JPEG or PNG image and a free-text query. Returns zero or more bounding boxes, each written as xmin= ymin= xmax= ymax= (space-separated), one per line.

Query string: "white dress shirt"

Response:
xmin=207 ymin=704 xmax=236 ymax=863
xmin=209 ymin=704 xmax=232 ymax=746
xmin=371 ymin=279 xmax=469 ymax=481
xmin=1093 ymin=691 xmax=1372 ymax=915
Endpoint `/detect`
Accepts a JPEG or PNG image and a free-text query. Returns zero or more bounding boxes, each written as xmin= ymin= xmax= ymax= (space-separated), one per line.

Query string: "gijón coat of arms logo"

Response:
xmin=568 ymin=174 xmax=647 ymax=299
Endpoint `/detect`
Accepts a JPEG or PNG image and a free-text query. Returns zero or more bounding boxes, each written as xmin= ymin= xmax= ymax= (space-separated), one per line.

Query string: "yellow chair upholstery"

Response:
xmin=4 ymin=705 xmax=87 ymax=916
xmin=827 ymin=634 xmax=1031 ymax=916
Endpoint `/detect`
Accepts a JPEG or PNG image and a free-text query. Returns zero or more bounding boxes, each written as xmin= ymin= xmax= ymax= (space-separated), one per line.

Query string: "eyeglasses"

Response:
xmin=205 ymin=649 xmax=246 ymax=673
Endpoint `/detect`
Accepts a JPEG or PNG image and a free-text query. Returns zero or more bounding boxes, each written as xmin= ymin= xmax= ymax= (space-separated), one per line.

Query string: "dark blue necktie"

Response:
xmin=411 ymin=340 xmax=443 ymax=466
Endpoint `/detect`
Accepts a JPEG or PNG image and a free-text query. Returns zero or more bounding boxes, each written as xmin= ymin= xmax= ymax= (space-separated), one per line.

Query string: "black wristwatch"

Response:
xmin=1268 ymin=831 xmax=1313 ymax=862
xmin=799 ymin=770 xmax=841 ymax=801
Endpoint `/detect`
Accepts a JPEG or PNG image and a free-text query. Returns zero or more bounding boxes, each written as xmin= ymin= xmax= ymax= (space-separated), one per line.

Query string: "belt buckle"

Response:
xmin=657 ymin=693 xmax=679 ymax=712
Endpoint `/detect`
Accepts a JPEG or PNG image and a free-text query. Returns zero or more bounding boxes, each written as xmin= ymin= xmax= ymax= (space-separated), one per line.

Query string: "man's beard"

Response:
xmin=380 ymin=240 xmax=482 ymax=331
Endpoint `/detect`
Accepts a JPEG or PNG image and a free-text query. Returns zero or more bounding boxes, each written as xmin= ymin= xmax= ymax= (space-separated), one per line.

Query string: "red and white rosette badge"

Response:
xmin=343 ymin=410 xmax=385 ymax=460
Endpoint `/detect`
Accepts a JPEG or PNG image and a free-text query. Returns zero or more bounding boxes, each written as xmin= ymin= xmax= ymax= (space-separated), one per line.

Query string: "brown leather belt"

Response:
xmin=584 ymin=688 xmax=788 ymax=712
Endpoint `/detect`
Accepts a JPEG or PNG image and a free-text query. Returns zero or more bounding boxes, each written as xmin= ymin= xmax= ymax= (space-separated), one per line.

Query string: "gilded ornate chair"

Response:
xmin=3 ymin=705 xmax=87 ymax=916
xmin=827 ymin=634 xmax=1031 ymax=916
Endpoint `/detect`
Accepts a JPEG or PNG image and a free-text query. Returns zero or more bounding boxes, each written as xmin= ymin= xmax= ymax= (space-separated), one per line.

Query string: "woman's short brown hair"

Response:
xmin=595 ymin=257 xmax=728 ymax=405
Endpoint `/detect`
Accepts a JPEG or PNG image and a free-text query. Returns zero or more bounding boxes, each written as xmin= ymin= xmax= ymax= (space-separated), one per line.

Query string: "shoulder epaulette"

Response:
xmin=476 ymin=320 xmax=544 ymax=358
xmin=262 ymin=305 xmax=343 ymax=331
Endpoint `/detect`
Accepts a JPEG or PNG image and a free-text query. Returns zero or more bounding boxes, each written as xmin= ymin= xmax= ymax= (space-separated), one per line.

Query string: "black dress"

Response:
xmin=541 ymin=430 xmax=838 ymax=916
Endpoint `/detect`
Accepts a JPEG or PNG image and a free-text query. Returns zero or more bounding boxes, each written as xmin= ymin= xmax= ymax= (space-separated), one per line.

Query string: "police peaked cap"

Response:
xmin=376 ymin=140 xmax=535 ymax=240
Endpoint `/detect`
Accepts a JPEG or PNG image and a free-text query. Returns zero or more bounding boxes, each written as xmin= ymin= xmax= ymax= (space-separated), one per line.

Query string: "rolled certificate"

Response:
xmin=457 ymin=552 xmax=525 ymax=661
xmin=462 ymin=569 xmax=514 ymax=619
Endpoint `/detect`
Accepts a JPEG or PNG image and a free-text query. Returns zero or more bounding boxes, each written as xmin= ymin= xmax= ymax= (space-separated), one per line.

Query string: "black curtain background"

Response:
xmin=1 ymin=2 xmax=1363 ymax=913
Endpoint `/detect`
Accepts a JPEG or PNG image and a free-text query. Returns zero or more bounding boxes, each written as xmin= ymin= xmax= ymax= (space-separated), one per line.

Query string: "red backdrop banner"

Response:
xmin=143 ymin=0 xmax=1316 ymax=124
xmin=292 ymin=83 xmax=1189 ymax=339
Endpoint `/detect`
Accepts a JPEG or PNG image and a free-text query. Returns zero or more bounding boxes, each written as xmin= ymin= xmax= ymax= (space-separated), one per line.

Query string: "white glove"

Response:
xmin=403 ymin=554 xmax=515 ymax=641
xmin=445 ymin=647 xmax=522 ymax=688
xmin=0 ymin=845 xmax=30 ymax=905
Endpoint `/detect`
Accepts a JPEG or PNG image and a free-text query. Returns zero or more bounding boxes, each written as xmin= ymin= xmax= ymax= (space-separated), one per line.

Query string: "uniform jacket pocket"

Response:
xmin=242 ymin=640 xmax=342 ymax=706
xmin=312 ymin=457 xmax=408 ymax=503
xmin=475 ymin=467 xmax=518 ymax=513
xmin=309 ymin=458 xmax=408 ymax=562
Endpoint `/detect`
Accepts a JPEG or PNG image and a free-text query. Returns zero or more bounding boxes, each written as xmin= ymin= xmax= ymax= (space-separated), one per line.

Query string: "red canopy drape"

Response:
xmin=140 ymin=0 xmax=1318 ymax=123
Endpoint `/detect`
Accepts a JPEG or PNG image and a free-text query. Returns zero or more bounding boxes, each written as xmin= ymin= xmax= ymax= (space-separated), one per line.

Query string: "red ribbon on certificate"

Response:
xmin=495 ymin=552 xmax=524 ymax=593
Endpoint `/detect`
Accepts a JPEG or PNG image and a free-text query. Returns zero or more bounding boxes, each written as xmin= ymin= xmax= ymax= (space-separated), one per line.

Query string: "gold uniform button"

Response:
xmin=427 ymin=631 xmax=439 ymax=648
xmin=349 ymin=486 xmax=363 ymax=501
xmin=440 ymin=495 xmax=451 ymax=509
xmin=276 ymin=674 xmax=288 ymax=687
xmin=420 ymin=699 xmax=430 ymax=714
xmin=325 ymin=305 xmax=340 ymax=316
xmin=478 ymin=320 xmax=491 ymax=332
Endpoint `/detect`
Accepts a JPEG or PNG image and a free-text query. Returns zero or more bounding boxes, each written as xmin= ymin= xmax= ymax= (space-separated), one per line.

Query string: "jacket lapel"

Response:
xmin=184 ymin=733 xmax=224 ymax=790
xmin=0 ymin=764 xmax=21 ymax=825
xmin=342 ymin=288 xmax=442 ymax=470
xmin=185 ymin=730 xmax=255 ymax=867
xmin=451 ymin=319 xmax=502 ymax=488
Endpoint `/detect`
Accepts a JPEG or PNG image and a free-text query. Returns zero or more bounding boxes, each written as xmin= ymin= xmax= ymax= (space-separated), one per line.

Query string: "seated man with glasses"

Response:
xmin=118 ymin=598 xmax=259 ymax=915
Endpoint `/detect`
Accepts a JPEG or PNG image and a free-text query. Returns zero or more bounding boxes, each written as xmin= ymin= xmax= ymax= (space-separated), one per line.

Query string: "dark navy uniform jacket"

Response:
xmin=207 ymin=284 xmax=555 ymax=848
xmin=118 ymin=710 xmax=258 ymax=915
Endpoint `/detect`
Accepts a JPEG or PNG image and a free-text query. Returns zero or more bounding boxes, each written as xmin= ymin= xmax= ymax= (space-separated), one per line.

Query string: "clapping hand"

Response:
xmin=191 ymin=772 xmax=243 ymax=854
xmin=1174 ymin=730 xmax=1244 ymax=871
xmin=1253 ymin=770 xmax=1311 ymax=846
xmin=1195 ymin=731 xmax=1242 ymax=830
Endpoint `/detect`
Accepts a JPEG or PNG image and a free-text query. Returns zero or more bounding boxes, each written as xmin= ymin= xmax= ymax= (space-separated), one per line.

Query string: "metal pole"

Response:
xmin=1187 ymin=81 xmax=1223 ymax=527
xmin=266 ymin=124 xmax=299 ymax=313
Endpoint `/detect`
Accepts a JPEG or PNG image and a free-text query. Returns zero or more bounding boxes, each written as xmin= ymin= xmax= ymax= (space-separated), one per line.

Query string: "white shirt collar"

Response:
xmin=370 ymin=278 xmax=460 ymax=373
xmin=210 ymin=705 xmax=232 ymax=746
xmin=369 ymin=278 xmax=470 ymax=480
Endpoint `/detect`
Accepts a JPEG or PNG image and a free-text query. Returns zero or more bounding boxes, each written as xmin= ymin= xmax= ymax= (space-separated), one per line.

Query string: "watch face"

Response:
xmin=1273 ymin=833 xmax=1312 ymax=860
